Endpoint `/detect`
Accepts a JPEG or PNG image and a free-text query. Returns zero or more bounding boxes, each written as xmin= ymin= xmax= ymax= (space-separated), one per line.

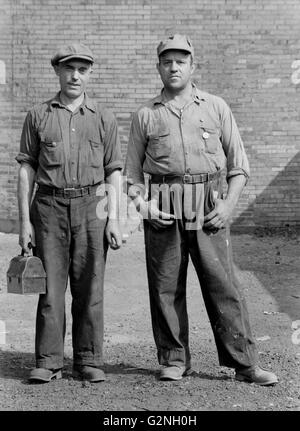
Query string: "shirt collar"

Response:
xmin=153 ymin=83 xmax=207 ymax=106
xmin=192 ymin=85 xmax=208 ymax=103
xmin=50 ymin=92 xmax=96 ymax=113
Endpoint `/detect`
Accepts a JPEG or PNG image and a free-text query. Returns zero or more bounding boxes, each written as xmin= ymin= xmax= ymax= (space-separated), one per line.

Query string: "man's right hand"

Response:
xmin=19 ymin=221 xmax=36 ymax=253
xmin=139 ymin=199 xmax=175 ymax=230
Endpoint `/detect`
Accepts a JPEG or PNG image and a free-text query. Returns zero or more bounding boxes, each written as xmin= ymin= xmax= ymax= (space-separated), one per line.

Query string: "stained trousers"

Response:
xmin=30 ymin=191 xmax=108 ymax=369
xmin=144 ymin=178 xmax=258 ymax=369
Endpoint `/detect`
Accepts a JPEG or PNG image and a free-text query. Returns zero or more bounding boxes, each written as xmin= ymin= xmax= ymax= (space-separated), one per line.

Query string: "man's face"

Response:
xmin=157 ymin=50 xmax=194 ymax=92
xmin=54 ymin=59 xmax=93 ymax=100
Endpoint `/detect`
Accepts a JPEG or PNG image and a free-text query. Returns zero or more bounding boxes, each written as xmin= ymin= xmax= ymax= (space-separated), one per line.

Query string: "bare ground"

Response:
xmin=0 ymin=229 xmax=299 ymax=412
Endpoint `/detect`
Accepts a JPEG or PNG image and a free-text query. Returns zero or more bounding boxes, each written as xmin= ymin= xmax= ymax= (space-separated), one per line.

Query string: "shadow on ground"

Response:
xmin=232 ymin=152 xmax=300 ymax=321
xmin=0 ymin=348 xmax=233 ymax=390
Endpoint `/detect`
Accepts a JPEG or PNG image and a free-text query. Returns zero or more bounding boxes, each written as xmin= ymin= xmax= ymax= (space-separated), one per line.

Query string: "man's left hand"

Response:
xmin=203 ymin=198 xmax=233 ymax=230
xmin=105 ymin=219 xmax=122 ymax=250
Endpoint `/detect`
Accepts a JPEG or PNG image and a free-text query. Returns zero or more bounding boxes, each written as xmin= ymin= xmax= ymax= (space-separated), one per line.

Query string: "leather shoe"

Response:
xmin=160 ymin=365 xmax=191 ymax=381
xmin=28 ymin=367 xmax=62 ymax=383
xmin=235 ymin=365 xmax=278 ymax=386
xmin=73 ymin=365 xmax=106 ymax=382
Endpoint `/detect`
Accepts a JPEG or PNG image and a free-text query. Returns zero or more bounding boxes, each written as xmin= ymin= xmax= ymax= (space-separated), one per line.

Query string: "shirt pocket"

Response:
xmin=147 ymin=125 xmax=171 ymax=160
xmin=200 ymin=122 xmax=221 ymax=154
xmin=39 ymin=136 xmax=63 ymax=168
xmin=88 ymin=139 xmax=103 ymax=168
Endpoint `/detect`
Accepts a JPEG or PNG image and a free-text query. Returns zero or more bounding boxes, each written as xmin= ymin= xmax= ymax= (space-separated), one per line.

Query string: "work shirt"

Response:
xmin=16 ymin=93 xmax=123 ymax=188
xmin=125 ymin=85 xmax=250 ymax=188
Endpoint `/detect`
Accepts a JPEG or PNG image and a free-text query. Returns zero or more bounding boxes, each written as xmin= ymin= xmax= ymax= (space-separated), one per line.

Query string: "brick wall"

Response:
xmin=0 ymin=0 xmax=299 ymax=232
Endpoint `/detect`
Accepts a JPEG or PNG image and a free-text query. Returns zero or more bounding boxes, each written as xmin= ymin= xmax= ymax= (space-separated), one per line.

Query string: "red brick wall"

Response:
xmin=0 ymin=0 xmax=299 ymax=232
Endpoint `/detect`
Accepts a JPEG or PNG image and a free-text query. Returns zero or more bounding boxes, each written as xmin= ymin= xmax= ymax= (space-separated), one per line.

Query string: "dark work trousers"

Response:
xmin=144 ymin=176 xmax=258 ymax=370
xmin=30 ymin=191 xmax=108 ymax=370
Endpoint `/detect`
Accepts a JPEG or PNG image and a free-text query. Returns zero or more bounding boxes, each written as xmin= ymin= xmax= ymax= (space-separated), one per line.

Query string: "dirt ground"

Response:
xmin=0 ymin=227 xmax=299 ymax=412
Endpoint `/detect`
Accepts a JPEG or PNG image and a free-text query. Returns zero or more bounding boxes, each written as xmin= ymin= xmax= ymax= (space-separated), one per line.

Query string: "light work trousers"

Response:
xmin=144 ymin=176 xmax=258 ymax=369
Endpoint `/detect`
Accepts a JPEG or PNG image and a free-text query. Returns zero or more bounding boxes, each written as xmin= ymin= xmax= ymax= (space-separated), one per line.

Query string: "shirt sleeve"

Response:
xmin=15 ymin=110 xmax=39 ymax=171
xmin=102 ymin=109 xmax=123 ymax=177
xmin=218 ymin=98 xmax=250 ymax=180
xmin=124 ymin=109 xmax=148 ymax=195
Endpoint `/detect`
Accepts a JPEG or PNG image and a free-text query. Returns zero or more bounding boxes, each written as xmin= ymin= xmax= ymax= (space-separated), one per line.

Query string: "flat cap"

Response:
xmin=157 ymin=34 xmax=194 ymax=58
xmin=51 ymin=43 xmax=94 ymax=66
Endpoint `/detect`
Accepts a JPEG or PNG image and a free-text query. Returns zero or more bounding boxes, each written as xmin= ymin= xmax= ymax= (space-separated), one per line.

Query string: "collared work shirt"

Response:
xmin=16 ymin=93 xmax=123 ymax=188
xmin=125 ymin=86 xmax=250 ymax=187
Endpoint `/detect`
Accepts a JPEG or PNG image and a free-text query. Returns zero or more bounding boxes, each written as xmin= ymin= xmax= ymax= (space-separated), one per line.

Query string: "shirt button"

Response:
xmin=71 ymin=128 xmax=75 ymax=132
xmin=72 ymin=177 xmax=76 ymax=181
xmin=203 ymin=132 xmax=210 ymax=139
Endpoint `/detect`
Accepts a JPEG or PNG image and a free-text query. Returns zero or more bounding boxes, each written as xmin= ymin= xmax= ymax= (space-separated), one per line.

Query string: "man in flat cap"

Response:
xmin=16 ymin=43 xmax=123 ymax=383
xmin=125 ymin=34 xmax=278 ymax=385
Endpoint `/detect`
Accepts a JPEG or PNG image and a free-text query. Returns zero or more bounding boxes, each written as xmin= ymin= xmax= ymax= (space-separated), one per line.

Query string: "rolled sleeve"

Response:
xmin=102 ymin=109 xmax=123 ymax=177
xmin=104 ymin=160 xmax=123 ymax=178
xmin=219 ymin=99 xmax=250 ymax=180
xmin=15 ymin=152 xmax=38 ymax=170
xmin=16 ymin=110 xmax=40 ymax=171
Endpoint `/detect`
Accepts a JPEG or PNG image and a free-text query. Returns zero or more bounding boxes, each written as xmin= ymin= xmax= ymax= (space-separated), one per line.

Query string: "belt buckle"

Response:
xmin=62 ymin=187 xmax=76 ymax=198
xmin=183 ymin=174 xmax=190 ymax=183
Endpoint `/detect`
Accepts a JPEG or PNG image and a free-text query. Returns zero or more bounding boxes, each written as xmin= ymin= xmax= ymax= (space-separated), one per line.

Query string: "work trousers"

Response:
xmin=144 ymin=177 xmax=258 ymax=369
xmin=30 ymin=191 xmax=108 ymax=369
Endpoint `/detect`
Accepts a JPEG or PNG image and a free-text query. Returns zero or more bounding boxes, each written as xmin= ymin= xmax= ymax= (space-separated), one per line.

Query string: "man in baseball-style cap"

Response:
xmin=125 ymin=33 xmax=279 ymax=386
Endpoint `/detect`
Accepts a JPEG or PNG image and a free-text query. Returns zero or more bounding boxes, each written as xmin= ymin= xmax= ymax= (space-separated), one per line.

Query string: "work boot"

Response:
xmin=73 ymin=365 xmax=106 ymax=382
xmin=235 ymin=365 xmax=278 ymax=386
xmin=28 ymin=367 xmax=62 ymax=383
xmin=160 ymin=365 xmax=192 ymax=381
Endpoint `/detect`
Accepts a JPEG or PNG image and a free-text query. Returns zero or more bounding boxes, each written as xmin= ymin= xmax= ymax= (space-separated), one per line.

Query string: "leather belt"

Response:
xmin=149 ymin=170 xmax=221 ymax=184
xmin=37 ymin=182 xmax=102 ymax=199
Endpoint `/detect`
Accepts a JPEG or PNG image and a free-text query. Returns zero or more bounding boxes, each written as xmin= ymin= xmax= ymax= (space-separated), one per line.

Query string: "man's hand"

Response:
xmin=204 ymin=175 xmax=247 ymax=231
xmin=19 ymin=221 xmax=36 ymax=253
xmin=140 ymin=199 xmax=175 ymax=230
xmin=203 ymin=198 xmax=233 ymax=230
xmin=105 ymin=219 xmax=122 ymax=250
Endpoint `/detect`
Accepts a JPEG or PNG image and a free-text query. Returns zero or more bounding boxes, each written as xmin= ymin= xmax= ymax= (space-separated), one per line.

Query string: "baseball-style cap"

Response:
xmin=51 ymin=43 xmax=94 ymax=66
xmin=157 ymin=34 xmax=194 ymax=58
